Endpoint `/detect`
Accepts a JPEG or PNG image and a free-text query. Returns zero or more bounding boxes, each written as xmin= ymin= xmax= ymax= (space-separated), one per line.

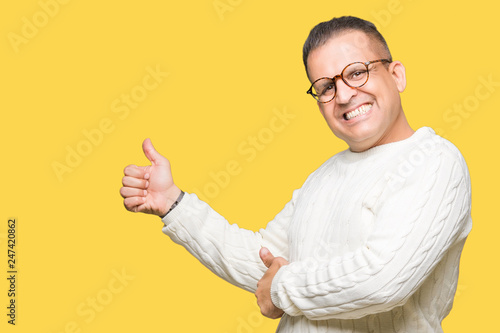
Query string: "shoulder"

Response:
xmin=390 ymin=128 xmax=472 ymax=203
xmin=377 ymin=128 xmax=471 ymax=194
xmin=416 ymin=127 xmax=470 ymax=180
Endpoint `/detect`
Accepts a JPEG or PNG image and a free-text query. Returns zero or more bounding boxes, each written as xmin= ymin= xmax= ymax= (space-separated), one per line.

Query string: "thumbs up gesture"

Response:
xmin=120 ymin=138 xmax=181 ymax=217
xmin=256 ymin=247 xmax=289 ymax=319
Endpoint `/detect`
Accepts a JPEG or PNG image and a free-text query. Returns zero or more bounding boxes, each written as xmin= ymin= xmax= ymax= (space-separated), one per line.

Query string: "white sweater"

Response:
xmin=162 ymin=127 xmax=472 ymax=332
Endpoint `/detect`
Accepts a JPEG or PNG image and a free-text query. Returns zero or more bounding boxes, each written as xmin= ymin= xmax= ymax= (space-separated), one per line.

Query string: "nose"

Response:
xmin=334 ymin=79 xmax=357 ymax=104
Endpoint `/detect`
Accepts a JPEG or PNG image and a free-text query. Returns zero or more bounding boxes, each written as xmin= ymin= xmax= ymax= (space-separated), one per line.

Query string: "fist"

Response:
xmin=256 ymin=247 xmax=288 ymax=319
xmin=120 ymin=138 xmax=181 ymax=217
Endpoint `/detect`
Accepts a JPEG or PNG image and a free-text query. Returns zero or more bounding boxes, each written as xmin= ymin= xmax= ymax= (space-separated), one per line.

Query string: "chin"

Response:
xmin=343 ymin=131 xmax=381 ymax=152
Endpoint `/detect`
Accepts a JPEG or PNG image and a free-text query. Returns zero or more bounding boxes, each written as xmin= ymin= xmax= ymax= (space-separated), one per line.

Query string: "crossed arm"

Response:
xmin=120 ymin=138 xmax=288 ymax=318
xmin=121 ymin=139 xmax=471 ymax=320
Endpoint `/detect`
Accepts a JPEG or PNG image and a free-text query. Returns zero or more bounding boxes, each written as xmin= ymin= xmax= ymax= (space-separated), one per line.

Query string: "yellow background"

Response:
xmin=1 ymin=0 xmax=498 ymax=332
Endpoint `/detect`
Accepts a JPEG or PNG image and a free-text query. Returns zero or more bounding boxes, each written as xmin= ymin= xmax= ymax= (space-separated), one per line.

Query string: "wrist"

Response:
xmin=270 ymin=264 xmax=287 ymax=310
xmin=160 ymin=186 xmax=183 ymax=218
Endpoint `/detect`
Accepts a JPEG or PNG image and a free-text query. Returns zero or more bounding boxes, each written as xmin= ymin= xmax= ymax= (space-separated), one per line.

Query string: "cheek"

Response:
xmin=318 ymin=103 xmax=329 ymax=119
xmin=382 ymin=88 xmax=401 ymax=111
xmin=317 ymin=105 xmax=337 ymax=128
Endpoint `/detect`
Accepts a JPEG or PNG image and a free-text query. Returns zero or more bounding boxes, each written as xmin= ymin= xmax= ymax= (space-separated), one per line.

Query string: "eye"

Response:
xmin=347 ymin=69 xmax=367 ymax=80
xmin=318 ymin=81 xmax=335 ymax=95
xmin=349 ymin=70 xmax=366 ymax=79
xmin=312 ymin=78 xmax=336 ymax=96
xmin=324 ymin=84 xmax=334 ymax=92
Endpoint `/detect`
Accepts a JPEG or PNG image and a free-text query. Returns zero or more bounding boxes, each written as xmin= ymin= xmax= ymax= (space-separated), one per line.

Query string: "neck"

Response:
xmin=350 ymin=110 xmax=414 ymax=152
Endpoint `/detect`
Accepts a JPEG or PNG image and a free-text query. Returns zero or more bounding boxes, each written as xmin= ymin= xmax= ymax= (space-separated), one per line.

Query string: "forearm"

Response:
xmin=162 ymin=192 xmax=294 ymax=292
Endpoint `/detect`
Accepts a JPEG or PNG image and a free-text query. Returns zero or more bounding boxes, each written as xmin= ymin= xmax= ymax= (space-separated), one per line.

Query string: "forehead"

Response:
xmin=307 ymin=31 xmax=381 ymax=81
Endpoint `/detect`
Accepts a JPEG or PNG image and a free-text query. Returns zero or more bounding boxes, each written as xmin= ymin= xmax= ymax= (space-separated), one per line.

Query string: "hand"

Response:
xmin=120 ymin=138 xmax=181 ymax=217
xmin=256 ymin=247 xmax=289 ymax=319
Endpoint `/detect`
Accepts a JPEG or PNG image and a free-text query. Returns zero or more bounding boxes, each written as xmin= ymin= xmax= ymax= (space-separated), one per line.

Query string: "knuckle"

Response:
xmin=276 ymin=258 xmax=287 ymax=265
xmin=124 ymin=198 xmax=137 ymax=211
xmin=124 ymin=202 xmax=132 ymax=211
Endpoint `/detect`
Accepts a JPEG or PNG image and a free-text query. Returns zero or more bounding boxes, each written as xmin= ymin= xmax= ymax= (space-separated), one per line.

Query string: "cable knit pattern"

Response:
xmin=162 ymin=127 xmax=472 ymax=332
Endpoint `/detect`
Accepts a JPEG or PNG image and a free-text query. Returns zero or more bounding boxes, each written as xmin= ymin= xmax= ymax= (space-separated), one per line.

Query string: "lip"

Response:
xmin=341 ymin=103 xmax=373 ymax=122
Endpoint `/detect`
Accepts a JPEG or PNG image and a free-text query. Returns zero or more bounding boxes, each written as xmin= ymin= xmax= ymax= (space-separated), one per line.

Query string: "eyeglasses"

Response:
xmin=306 ymin=59 xmax=391 ymax=103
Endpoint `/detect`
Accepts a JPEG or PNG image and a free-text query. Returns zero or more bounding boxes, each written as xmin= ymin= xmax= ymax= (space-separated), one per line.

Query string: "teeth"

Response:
xmin=345 ymin=104 xmax=372 ymax=120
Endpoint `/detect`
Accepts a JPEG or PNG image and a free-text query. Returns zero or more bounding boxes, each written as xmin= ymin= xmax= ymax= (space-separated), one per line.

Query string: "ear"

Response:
xmin=388 ymin=61 xmax=407 ymax=93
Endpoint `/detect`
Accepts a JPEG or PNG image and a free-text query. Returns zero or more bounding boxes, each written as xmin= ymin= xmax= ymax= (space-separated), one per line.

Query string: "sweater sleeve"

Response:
xmin=160 ymin=189 xmax=299 ymax=293
xmin=270 ymin=145 xmax=472 ymax=320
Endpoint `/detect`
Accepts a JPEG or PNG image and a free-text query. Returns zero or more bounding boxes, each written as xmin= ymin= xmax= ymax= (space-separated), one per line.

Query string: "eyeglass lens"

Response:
xmin=311 ymin=63 xmax=369 ymax=102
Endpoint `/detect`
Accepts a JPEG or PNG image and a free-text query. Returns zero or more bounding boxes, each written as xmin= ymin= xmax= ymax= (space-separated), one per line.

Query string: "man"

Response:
xmin=120 ymin=16 xmax=471 ymax=332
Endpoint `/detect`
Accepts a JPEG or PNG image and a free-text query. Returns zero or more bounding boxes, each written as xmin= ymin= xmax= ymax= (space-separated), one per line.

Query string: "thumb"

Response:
xmin=142 ymin=138 xmax=167 ymax=166
xmin=259 ymin=247 xmax=275 ymax=268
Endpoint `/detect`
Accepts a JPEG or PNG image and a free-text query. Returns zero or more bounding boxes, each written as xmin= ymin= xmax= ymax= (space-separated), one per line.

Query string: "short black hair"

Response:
xmin=303 ymin=16 xmax=392 ymax=77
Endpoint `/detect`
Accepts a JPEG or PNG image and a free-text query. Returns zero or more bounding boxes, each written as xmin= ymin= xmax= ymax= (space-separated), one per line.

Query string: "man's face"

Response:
xmin=307 ymin=30 xmax=409 ymax=152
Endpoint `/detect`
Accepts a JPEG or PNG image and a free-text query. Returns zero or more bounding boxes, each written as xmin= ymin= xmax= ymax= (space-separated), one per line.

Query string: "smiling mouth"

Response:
xmin=344 ymin=104 xmax=372 ymax=120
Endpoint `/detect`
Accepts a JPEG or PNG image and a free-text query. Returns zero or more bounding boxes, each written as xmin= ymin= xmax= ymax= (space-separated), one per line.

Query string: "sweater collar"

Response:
xmin=339 ymin=127 xmax=435 ymax=162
